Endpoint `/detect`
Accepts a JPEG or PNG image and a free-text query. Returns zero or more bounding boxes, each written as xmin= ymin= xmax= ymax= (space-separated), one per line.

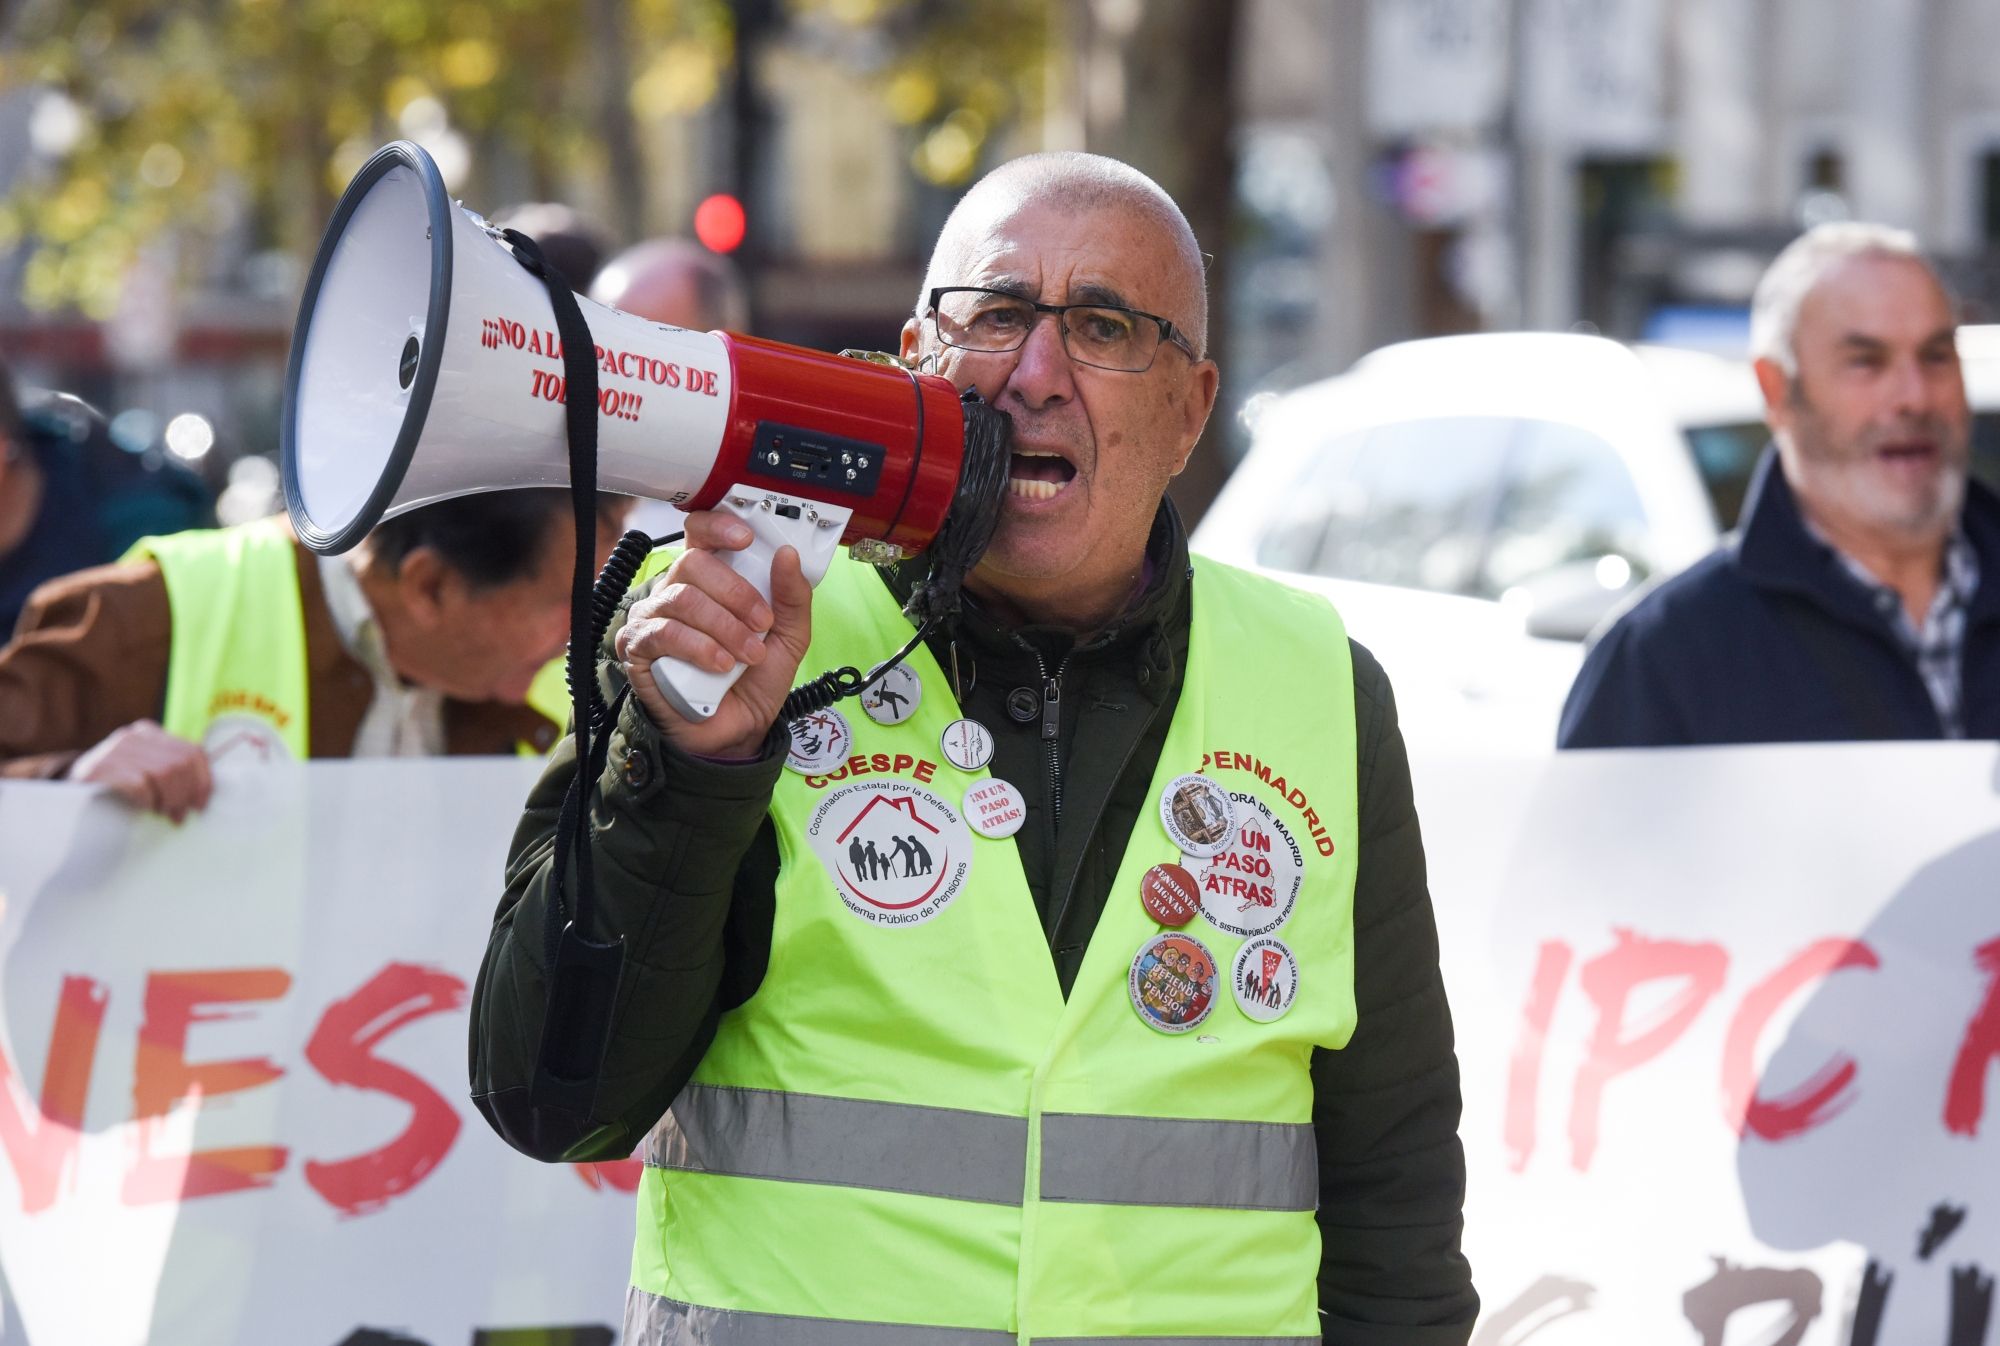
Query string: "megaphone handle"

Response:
xmin=649 ymin=487 xmax=851 ymax=723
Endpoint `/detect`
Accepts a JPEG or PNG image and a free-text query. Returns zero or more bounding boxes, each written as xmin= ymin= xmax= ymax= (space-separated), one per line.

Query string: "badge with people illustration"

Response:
xmin=1159 ymin=773 xmax=1236 ymax=858
xmin=1191 ymin=791 xmax=1304 ymax=939
xmin=1231 ymin=936 xmax=1299 ymax=1022
xmin=786 ymin=708 xmax=853 ymax=775
xmin=807 ymin=780 xmax=973 ymax=927
xmin=1128 ymin=931 xmax=1219 ymax=1034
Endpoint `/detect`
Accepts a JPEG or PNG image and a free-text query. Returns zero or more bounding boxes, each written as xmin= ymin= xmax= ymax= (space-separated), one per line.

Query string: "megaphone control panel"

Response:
xmin=747 ymin=423 xmax=885 ymax=498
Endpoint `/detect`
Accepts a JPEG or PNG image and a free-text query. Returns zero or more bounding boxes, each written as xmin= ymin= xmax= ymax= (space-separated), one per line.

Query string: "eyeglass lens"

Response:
xmin=935 ymin=291 xmax=1159 ymax=371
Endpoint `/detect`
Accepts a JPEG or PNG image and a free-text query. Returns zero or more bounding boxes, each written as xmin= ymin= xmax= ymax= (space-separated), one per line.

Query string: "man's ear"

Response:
xmin=1753 ymin=356 xmax=1792 ymax=428
xmin=899 ymin=319 xmax=943 ymax=372
xmin=394 ymin=546 xmax=454 ymax=629
xmin=1169 ymin=360 xmax=1222 ymax=476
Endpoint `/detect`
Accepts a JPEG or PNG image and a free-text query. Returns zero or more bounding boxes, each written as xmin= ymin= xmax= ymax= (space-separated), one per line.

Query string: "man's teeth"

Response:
xmin=1009 ymin=478 xmax=1062 ymax=500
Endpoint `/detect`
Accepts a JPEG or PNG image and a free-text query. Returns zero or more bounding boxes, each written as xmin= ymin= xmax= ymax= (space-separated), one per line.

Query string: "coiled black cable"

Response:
xmin=579 ymin=389 xmax=1010 ymax=733
xmin=898 ymin=389 xmax=1011 ymax=630
xmin=775 ymin=389 xmax=1010 ymax=726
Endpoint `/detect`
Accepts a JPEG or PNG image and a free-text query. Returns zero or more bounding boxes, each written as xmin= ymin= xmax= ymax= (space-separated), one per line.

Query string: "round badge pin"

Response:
xmin=785 ymin=707 xmax=853 ymax=775
xmin=860 ymin=662 xmax=923 ymax=726
xmin=963 ymin=778 xmax=1026 ymax=839
xmin=1159 ymin=773 xmax=1237 ymax=859
xmin=806 ymin=780 xmax=973 ymax=927
xmin=939 ymin=718 xmax=996 ymax=772
xmin=1129 ymin=931 xmax=1219 ymax=1034
xmin=1191 ymin=790 xmax=1304 ymax=939
xmin=1232 ymin=936 xmax=1300 ymax=1022
xmin=1139 ymin=862 xmax=1201 ymax=927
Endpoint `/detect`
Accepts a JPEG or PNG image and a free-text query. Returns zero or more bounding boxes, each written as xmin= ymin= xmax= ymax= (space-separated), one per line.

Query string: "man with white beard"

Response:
xmin=1560 ymin=222 xmax=2000 ymax=746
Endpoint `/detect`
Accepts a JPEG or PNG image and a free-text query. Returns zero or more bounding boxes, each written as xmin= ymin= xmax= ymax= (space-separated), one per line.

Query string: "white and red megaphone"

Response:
xmin=283 ymin=141 xmax=1002 ymax=721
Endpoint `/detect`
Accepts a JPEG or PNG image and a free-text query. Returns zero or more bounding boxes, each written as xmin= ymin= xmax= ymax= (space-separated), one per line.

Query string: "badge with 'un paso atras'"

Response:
xmin=807 ymin=780 xmax=972 ymax=928
xmin=1192 ymin=790 xmax=1303 ymax=939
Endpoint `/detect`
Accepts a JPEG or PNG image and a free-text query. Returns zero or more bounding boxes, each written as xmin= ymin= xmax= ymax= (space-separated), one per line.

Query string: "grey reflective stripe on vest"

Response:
xmin=649 ymin=1087 xmax=1314 ymax=1213
xmin=647 ymin=1084 xmax=1029 ymax=1206
xmin=1039 ymin=1113 xmax=1317 ymax=1212
xmin=624 ymin=1288 xmax=1016 ymax=1345
xmin=624 ymin=1289 xmax=1317 ymax=1346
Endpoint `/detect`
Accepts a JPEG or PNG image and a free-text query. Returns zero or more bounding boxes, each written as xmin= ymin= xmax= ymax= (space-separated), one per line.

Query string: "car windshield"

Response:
xmin=1680 ymin=421 xmax=1765 ymax=528
xmin=1253 ymin=415 xmax=1651 ymax=600
xmin=1969 ymin=413 xmax=2000 ymax=495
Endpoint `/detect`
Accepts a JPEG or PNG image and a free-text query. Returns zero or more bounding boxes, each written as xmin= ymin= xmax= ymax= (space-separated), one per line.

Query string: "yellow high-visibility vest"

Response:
xmin=629 ymin=551 xmax=1360 ymax=1344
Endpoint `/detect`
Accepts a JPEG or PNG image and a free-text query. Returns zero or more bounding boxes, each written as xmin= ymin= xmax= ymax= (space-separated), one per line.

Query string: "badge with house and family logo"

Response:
xmin=807 ymin=780 xmax=973 ymax=927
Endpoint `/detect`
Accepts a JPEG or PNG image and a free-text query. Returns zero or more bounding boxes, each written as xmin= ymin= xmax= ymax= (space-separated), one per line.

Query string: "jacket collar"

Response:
xmin=1732 ymin=444 xmax=2000 ymax=627
xmin=882 ymin=497 xmax=1191 ymax=702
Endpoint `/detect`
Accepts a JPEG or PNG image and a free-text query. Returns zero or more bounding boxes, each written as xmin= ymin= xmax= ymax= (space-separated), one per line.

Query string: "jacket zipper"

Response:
xmin=1036 ymin=622 xmax=1166 ymax=956
xmin=1030 ymin=649 xmax=1070 ymax=829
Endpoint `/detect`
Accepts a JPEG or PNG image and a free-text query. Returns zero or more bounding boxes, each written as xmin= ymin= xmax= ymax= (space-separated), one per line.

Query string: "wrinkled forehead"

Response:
xmin=943 ymin=198 xmax=1198 ymax=324
xmin=1800 ymin=252 xmax=1957 ymax=342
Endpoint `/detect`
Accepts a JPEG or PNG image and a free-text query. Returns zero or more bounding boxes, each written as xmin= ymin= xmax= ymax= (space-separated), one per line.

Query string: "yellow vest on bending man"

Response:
xmin=130 ymin=518 xmax=569 ymax=759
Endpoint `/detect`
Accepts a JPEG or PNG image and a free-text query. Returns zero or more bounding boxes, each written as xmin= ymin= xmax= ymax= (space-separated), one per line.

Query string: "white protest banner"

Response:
xmin=1416 ymin=742 xmax=2000 ymax=1345
xmin=5 ymin=744 xmax=1999 ymax=1344
xmin=0 ymin=760 xmax=634 ymax=1346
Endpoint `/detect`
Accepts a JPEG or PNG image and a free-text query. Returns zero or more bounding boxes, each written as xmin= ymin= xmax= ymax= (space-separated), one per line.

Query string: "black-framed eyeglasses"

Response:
xmin=927 ymin=286 xmax=1198 ymax=373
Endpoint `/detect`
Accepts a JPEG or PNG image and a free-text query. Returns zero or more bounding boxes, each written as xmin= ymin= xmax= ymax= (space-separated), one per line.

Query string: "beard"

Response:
xmin=1784 ymin=389 xmax=1969 ymax=542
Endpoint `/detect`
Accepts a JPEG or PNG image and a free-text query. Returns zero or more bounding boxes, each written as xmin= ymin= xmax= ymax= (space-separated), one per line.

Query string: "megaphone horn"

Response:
xmin=283 ymin=141 xmax=1006 ymax=721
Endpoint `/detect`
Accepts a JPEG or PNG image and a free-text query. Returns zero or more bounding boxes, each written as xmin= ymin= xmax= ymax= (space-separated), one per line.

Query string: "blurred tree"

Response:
xmin=1070 ymin=0 xmax=1242 ymax=528
xmin=0 ymin=0 xmax=734 ymax=317
xmin=795 ymin=0 xmax=1241 ymax=526
xmin=786 ymin=0 xmax=1055 ymax=193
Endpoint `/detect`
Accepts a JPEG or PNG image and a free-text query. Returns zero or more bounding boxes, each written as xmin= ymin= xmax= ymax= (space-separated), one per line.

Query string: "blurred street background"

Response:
xmin=11 ymin=0 xmax=2000 ymax=514
xmin=9 ymin=0 xmax=2000 ymax=745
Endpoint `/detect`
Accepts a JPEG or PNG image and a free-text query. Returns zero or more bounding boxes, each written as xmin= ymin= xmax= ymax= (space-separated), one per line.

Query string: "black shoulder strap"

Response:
xmin=499 ymin=229 xmax=627 ymax=1116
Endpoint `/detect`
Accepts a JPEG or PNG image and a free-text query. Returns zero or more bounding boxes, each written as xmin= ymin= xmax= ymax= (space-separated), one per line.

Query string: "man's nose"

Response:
xmin=1003 ymin=311 xmax=1077 ymax=408
xmin=1888 ymin=353 xmax=1933 ymax=415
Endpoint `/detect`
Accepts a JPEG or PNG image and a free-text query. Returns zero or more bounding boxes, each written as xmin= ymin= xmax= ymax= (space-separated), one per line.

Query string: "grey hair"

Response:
xmin=915 ymin=151 xmax=1209 ymax=358
xmin=1750 ymin=222 xmax=1947 ymax=374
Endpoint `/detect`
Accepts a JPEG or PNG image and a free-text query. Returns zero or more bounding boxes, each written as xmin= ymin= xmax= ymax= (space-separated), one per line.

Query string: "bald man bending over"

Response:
xmin=590 ymin=238 xmax=749 ymax=333
xmin=591 ymin=239 xmax=751 ymax=539
xmin=472 ymin=152 xmax=1476 ymax=1344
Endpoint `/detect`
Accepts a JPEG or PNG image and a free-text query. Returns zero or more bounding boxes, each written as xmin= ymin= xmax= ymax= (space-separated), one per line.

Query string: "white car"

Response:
xmin=1196 ymin=327 xmax=2000 ymax=752
xmin=1194 ymin=333 xmax=1756 ymax=753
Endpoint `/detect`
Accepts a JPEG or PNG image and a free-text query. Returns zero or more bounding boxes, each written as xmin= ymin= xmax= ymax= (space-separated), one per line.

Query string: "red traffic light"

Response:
xmin=694 ymin=193 xmax=747 ymax=254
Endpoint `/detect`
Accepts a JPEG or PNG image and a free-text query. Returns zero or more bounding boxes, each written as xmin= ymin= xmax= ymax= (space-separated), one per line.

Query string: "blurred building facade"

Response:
xmin=1235 ymin=0 xmax=2000 ymax=399
xmin=13 ymin=0 xmax=2000 ymax=511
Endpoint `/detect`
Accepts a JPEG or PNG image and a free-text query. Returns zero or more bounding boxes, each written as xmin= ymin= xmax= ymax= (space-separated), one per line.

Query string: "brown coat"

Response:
xmin=0 ymin=536 xmax=558 ymax=779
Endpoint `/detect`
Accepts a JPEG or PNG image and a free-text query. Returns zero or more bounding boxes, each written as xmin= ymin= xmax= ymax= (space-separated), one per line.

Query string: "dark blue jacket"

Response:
xmin=1559 ymin=448 xmax=2000 ymax=747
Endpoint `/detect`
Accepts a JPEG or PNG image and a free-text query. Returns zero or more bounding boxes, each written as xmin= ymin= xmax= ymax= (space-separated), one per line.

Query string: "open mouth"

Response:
xmin=1878 ymin=440 xmax=1940 ymax=473
xmin=1008 ymin=449 xmax=1078 ymax=501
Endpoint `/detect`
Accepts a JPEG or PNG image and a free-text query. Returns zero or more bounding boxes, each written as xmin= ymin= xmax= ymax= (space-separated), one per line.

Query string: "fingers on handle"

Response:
xmin=673 ymin=549 xmax=775 ymax=633
xmin=767 ymin=546 xmax=814 ymax=639
xmin=681 ymin=510 xmax=755 ymax=553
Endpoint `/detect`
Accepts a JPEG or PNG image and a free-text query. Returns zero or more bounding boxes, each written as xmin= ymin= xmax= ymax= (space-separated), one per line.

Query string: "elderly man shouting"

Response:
xmin=472 ymin=152 xmax=1476 ymax=1345
xmin=1562 ymin=222 xmax=2000 ymax=746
